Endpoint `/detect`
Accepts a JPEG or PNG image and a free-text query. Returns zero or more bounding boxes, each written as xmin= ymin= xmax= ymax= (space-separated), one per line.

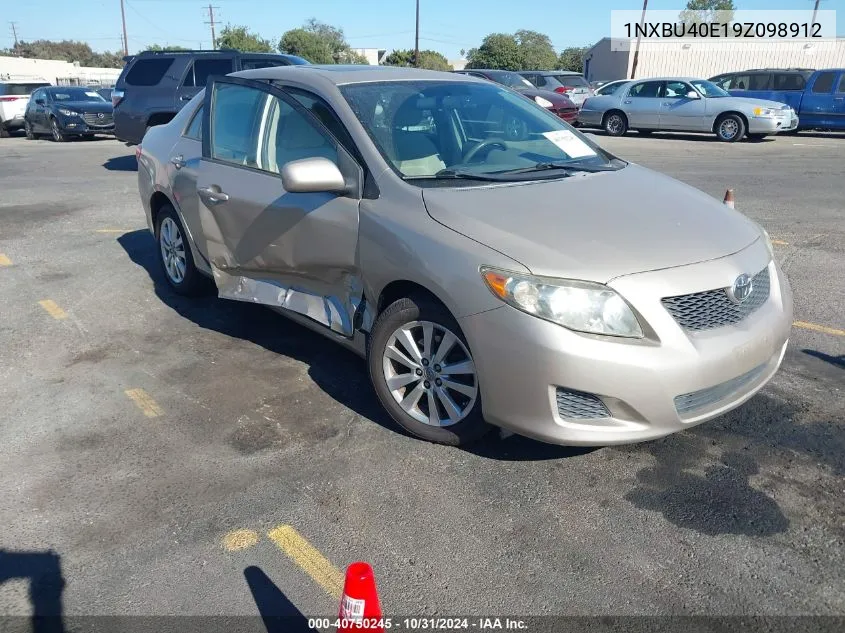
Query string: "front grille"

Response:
xmin=556 ymin=388 xmax=611 ymax=419
xmin=674 ymin=363 xmax=767 ymax=417
xmin=661 ymin=266 xmax=770 ymax=332
xmin=82 ymin=112 xmax=114 ymax=127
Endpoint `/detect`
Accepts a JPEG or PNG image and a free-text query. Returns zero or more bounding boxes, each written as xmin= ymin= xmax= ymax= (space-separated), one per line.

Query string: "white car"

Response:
xmin=0 ymin=79 xmax=51 ymax=137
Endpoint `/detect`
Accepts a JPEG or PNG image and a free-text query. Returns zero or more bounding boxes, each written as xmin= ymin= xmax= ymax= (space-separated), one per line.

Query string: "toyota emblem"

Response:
xmin=728 ymin=274 xmax=753 ymax=304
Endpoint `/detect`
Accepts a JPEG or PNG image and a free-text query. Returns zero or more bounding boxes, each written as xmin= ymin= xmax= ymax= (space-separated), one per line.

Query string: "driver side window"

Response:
xmin=664 ymin=81 xmax=691 ymax=98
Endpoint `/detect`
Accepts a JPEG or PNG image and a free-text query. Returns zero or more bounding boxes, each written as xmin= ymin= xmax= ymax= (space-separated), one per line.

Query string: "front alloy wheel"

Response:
xmin=25 ymin=121 xmax=36 ymax=140
xmin=369 ymin=295 xmax=491 ymax=446
xmin=50 ymin=119 xmax=65 ymax=142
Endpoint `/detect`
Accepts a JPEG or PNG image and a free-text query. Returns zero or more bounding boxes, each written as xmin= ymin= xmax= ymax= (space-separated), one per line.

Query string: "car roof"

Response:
xmin=232 ymin=64 xmax=478 ymax=85
xmin=628 ymin=77 xmax=708 ymax=82
xmin=528 ymin=71 xmax=584 ymax=76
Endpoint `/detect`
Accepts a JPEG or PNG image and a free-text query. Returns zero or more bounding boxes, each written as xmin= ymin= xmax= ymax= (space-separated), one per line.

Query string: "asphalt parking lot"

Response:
xmin=0 ymin=132 xmax=843 ymax=622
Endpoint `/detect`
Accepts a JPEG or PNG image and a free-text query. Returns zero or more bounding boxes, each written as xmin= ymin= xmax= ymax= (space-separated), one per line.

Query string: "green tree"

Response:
xmin=679 ymin=0 xmax=737 ymax=29
xmin=514 ymin=30 xmax=557 ymax=70
xmin=216 ymin=25 xmax=273 ymax=53
xmin=465 ymin=33 xmax=524 ymax=70
xmin=383 ymin=48 xmax=452 ymax=71
xmin=0 ymin=40 xmax=125 ymax=68
xmin=279 ymin=19 xmax=368 ymax=64
xmin=144 ymin=44 xmax=190 ymax=52
xmin=556 ymin=46 xmax=588 ymax=72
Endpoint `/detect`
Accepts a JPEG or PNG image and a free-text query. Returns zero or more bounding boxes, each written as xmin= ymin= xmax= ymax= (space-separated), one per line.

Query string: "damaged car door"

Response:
xmin=196 ymin=76 xmax=363 ymax=337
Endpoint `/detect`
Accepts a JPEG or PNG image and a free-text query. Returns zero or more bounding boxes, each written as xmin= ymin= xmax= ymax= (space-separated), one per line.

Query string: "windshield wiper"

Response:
xmin=405 ymin=169 xmax=513 ymax=182
xmin=495 ymin=161 xmax=621 ymax=175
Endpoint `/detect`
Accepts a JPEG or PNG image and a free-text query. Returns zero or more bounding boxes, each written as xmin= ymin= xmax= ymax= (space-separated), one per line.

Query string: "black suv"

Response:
xmin=113 ymin=48 xmax=309 ymax=144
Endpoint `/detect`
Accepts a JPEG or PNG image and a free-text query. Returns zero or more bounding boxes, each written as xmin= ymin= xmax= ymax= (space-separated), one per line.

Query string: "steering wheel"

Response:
xmin=463 ymin=138 xmax=507 ymax=164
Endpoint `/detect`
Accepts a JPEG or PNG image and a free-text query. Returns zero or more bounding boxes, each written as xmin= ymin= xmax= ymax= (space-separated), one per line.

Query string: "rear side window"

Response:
xmin=184 ymin=105 xmax=203 ymax=139
xmin=125 ymin=58 xmax=174 ymax=86
xmin=0 ymin=83 xmax=50 ymax=95
xmin=812 ymin=72 xmax=836 ymax=94
xmin=241 ymin=58 xmax=289 ymax=70
xmin=629 ymin=81 xmax=662 ymax=98
xmin=184 ymin=58 xmax=235 ymax=87
xmin=773 ymin=73 xmax=806 ymax=91
xmin=553 ymin=75 xmax=588 ymax=88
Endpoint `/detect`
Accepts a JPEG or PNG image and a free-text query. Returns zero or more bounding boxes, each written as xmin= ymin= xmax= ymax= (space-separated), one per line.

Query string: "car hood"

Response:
xmin=422 ymin=164 xmax=763 ymax=282
xmin=54 ymin=101 xmax=112 ymax=113
xmin=720 ymin=96 xmax=793 ymax=111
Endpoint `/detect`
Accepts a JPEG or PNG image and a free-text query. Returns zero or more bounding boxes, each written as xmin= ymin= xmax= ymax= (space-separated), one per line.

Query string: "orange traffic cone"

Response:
xmin=723 ymin=188 xmax=735 ymax=209
xmin=338 ymin=562 xmax=383 ymax=632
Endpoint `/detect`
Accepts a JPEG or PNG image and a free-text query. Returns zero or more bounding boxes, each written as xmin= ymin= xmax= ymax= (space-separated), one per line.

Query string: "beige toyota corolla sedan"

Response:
xmin=136 ymin=65 xmax=793 ymax=447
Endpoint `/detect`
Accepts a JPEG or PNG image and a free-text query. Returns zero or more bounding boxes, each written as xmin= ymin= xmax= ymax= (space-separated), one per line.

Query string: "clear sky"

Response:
xmin=3 ymin=0 xmax=843 ymax=59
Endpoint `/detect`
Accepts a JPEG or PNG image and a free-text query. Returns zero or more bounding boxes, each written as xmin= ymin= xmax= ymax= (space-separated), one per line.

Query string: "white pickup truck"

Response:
xmin=0 ymin=79 xmax=51 ymax=137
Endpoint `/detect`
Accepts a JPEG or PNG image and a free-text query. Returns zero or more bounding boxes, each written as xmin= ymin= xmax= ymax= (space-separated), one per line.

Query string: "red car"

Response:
xmin=454 ymin=69 xmax=579 ymax=124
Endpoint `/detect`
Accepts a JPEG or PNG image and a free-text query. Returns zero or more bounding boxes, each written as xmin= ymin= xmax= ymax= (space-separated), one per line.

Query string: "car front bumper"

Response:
xmin=459 ymin=240 xmax=793 ymax=446
xmin=554 ymin=108 xmax=579 ymax=124
xmin=56 ymin=116 xmax=115 ymax=135
xmin=749 ymin=114 xmax=799 ymax=134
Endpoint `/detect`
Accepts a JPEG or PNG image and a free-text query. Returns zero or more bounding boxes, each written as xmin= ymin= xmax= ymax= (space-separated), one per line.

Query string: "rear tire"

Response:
xmin=603 ymin=111 xmax=628 ymax=136
xmin=715 ymin=114 xmax=745 ymax=142
xmin=155 ymin=205 xmax=205 ymax=296
xmin=368 ymin=295 xmax=492 ymax=447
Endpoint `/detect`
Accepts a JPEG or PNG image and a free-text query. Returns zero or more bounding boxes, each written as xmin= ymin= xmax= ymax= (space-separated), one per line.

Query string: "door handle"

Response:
xmin=179 ymin=94 xmax=194 ymax=101
xmin=170 ymin=155 xmax=185 ymax=169
xmin=198 ymin=186 xmax=229 ymax=204
xmin=662 ymin=102 xmax=673 ymax=106
xmin=623 ymin=100 xmax=632 ymax=104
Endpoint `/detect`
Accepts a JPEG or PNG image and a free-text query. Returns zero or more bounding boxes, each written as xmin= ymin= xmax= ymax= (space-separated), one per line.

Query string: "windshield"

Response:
xmin=551 ymin=74 xmax=589 ymax=88
xmin=691 ymin=80 xmax=729 ymax=98
xmin=0 ymin=83 xmax=50 ymax=96
xmin=47 ymin=88 xmax=108 ymax=102
xmin=340 ymin=80 xmax=614 ymax=181
xmin=490 ymin=71 xmax=534 ymax=89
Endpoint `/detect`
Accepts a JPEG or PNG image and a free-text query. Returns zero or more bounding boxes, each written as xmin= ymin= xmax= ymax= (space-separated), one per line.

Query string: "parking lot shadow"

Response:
xmin=102 ymin=155 xmax=137 ymax=172
xmin=802 ymin=348 xmax=845 ymax=370
xmin=244 ymin=566 xmax=310 ymax=633
xmin=0 ymin=549 xmax=66 ymax=633
xmin=117 ymin=229 xmax=590 ymax=462
xmin=587 ymin=129 xmax=775 ymax=143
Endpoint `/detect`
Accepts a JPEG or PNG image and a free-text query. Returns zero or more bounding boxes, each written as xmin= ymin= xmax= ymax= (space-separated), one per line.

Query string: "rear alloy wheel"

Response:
xmin=156 ymin=205 xmax=204 ymax=296
xmin=715 ymin=114 xmax=745 ymax=142
xmin=368 ymin=296 xmax=491 ymax=446
xmin=24 ymin=121 xmax=36 ymax=140
xmin=603 ymin=111 xmax=628 ymax=136
xmin=50 ymin=118 xmax=66 ymax=142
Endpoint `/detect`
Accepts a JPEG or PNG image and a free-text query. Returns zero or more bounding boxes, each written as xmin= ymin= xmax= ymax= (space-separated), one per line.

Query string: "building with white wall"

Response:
xmin=350 ymin=48 xmax=388 ymax=65
xmin=0 ymin=56 xmax=122 ymax=86
xmin=583 ymin=37 xmax=845 ymax=82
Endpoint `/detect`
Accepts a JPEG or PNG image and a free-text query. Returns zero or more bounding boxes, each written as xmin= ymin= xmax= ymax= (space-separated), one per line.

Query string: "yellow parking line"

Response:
xmin=222 ymin=529 xmax=260 ymax=552
xmin=0 ymin=254 xmax=12 ymax=266
xmin=38 ymin=299 xmax=67 ymax=320
xmin=772 ymin=239 xmax=789 ymax=246
xmin=793 ymin=321 xmax=845 ymax=337
xmin=267 ymin=525 xmax=344 ymax=599
xmin=124 ymin=388 xmax=163 ymax=418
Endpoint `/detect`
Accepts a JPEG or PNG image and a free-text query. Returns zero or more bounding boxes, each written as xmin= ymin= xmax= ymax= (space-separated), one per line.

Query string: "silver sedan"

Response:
xmin=577 ymin=77 xmax=798 ymax=141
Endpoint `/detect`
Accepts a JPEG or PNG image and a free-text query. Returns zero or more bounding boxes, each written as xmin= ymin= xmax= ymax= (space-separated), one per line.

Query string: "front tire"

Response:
xmin=25 ymin=121 xmax=36 ymax=140
xmin=50 ymin=118 xmax=66 ymax=142
xmin=603 ymin=111 xmax=628 ymax=136
xmin=715 ymin=114 xmax=745 ymax=142
xmin=156 ymin=205 xmax=204 ymax=296
xmin=368 ymin=295 xmax=491 ymax=446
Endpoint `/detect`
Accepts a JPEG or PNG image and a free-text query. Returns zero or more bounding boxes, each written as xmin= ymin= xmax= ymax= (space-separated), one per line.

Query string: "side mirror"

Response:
xmin=280 ymin=157 xmax=347 ymax=194
xmin=686 ymin=91 xmax=701 ymax=99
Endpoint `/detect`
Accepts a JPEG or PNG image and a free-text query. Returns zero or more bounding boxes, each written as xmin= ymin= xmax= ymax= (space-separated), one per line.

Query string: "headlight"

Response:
xmin=752 ymin=107 xmax=776 ymax=117
xmin=481 ymin=267 xmax=643 ymax=338
xmin=534 ymin=96 xmax=554 ymax=108
xmin=58 ymin=108 xmax=79 ymax=117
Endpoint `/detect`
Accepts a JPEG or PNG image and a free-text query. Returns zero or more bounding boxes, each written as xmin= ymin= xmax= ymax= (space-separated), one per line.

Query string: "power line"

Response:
xmin=204 ymin=4 xmax=220 ymax=50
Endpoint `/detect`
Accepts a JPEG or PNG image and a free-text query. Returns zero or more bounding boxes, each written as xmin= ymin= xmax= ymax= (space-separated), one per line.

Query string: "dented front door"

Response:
xmin=197 ymin=76 xmax=362 ymax=336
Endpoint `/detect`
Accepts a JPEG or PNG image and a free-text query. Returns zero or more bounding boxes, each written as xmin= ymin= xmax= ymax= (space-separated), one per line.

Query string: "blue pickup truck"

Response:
xmin=709 ymin=68 xmax=845 ymax=131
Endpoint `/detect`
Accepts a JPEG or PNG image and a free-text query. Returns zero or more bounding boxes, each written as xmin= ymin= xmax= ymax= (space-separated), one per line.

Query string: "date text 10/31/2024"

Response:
xmin=308 ymin=618 xmax=529 ymax=630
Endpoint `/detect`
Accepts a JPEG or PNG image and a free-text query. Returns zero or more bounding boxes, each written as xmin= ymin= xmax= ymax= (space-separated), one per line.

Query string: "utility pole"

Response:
xmin=9 ymin=21 xmax=19 ymax=47
xmin=205 ymin=4 xmax=220 ymax=50
xmin=811 ymin=0 xmax=821 ymax=25
xmin=413 ymin=0 xmax=420 ymax=67
xmin=119 ymin=0 xmax=129 ymax=56
xmin=630 ymin=0 xmax=648 ymax=79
